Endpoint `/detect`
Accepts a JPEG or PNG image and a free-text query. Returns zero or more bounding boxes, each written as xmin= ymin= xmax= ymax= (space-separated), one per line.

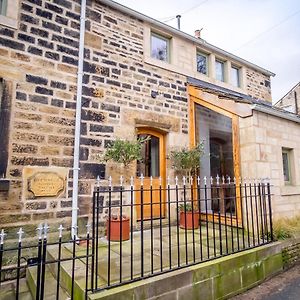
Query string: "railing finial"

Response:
xmin=108 ymin=176 xmax=112 ymax=187
xmin=140 ymin=173 xmax=144 ymax=186
xmin=17 ymin=227 xmax=24 ymax=243
xmin=175 ymin=176 xmax=178 ymax=186
xmin=36 ymin=224 xmax=43 ymax=239
xmin=43 ymin=223 xmax=49 ymax=239
xmin=96 ymin=175 xmax=100 ymax=188
xmin=58 ymin=224 xmax=64 ymax=238
xmin=197 ymin=176 xmax=200 ymax=186
xmin=0 ymin=229 xmax=6 ymax=245
xmin=120 ymin=175 xmax=124 ymax=187
xmin=203 ymin=176 xmax=207 ymax=185
xmin=86 ymin=223 xmax=91 ymax=235
xmin=183 ymin=176 xmax=186 ymax=186
xmin=216 ymin=174 xmax=220 ymax=185
xmin=130 ymin=176 xmax=134 ymax=187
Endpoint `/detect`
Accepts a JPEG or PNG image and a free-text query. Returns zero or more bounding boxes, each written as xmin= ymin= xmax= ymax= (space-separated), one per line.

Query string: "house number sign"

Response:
xmin=28 ymin=172 xmax=65 ymax=197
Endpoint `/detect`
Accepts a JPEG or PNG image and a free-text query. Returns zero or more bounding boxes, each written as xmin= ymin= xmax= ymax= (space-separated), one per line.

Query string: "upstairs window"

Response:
xmin=231 ymin=66 xmax=240 ymax=87
xmin=0 ymin=0 xmax=7 ymax=15
xmin=196 ymin=52 xmax=208 ymax=75
xmin=151 ymin=33 xmax=169 ymax=62
xmin=215 ymin=60 xmax=225 ymax=82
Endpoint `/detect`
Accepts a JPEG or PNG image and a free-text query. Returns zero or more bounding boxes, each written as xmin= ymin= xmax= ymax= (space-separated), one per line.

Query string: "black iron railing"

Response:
xmin=91 ymin=176 xmax=273 ymax=292
xmin=0 ymin=177 xmax=273 ymax=298
xmin=0 ymin=225 xmax=92 ymax=300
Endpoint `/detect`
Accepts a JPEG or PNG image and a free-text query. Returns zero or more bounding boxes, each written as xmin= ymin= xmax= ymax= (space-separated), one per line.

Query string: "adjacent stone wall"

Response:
xmin=275 ymin=83 xmax=300 ymax=114
xmin=239 ymin=110 xmax=300 ymax=218
xmin=245 ymin=68 xmax=272 ymax=102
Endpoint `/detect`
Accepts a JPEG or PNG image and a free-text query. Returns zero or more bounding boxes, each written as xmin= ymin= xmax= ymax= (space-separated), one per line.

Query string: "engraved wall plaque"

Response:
xmin=28 ymin=172 xmax=65 ymax=197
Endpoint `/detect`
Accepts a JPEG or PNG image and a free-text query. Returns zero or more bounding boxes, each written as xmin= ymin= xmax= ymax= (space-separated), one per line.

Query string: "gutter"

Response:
xmin=71 ymin=0 xmax=87 ymax=239
xmin=99 ymin=0 xmax=275 ymax=77
xmin=251 ymin=104 xmax=300 ymax=124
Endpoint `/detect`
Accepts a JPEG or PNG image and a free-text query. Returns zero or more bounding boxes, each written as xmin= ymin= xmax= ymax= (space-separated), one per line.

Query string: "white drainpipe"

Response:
xmin=71 ymin=0 xmax=87 ymax=239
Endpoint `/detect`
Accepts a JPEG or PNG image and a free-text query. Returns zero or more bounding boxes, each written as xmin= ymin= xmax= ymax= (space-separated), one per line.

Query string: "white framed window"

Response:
xmin=0 ymin=0 xmax=7 ymax=16
xmin=282 ymin=148 xmax=292 ymax=184
xmin=196 ymin=52 xmax=208 ymax=75
xmin=151 ymin=32 xmax=170 ymax=62
xmin=231 ymin=65 xmax=240 ymax=87
xmin=215 ymin=60 xmax=225 ymax=82
xmin=0 ymin=0 xmax=19 ymax=28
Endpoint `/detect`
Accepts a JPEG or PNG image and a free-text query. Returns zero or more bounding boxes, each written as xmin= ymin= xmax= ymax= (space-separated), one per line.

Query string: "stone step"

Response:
xmin=26 ymin=265 xmax=70 ymax=300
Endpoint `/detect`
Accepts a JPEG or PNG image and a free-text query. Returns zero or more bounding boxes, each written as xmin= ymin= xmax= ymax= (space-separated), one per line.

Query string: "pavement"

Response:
xmin=232 ymin=263 xmax=300 ymax=300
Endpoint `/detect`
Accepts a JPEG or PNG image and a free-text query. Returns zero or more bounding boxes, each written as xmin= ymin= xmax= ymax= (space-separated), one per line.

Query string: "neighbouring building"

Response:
xmin=0 ymin=0 xmax=300 ymax=239
xmin=274 ymin=82 xmax=300 ymax=114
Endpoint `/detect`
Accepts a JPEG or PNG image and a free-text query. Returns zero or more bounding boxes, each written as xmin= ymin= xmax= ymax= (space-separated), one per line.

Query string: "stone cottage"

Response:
xmin=0 ymin=0 xmax=300 ymax=238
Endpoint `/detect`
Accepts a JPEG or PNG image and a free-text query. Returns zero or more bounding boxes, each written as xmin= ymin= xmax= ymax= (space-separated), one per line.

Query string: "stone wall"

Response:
xmin=239 ymin=110 xmax=300 ymax=218
xmin=245 ymin=68 xmax=272 ymax=102
xmin=0 ymin=0 xmax=188 ymax=236
xmin=275 ymin=83 xmax=300 ymax=114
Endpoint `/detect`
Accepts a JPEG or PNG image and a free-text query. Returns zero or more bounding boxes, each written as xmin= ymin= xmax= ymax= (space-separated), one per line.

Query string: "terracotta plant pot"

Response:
xmin=179 ymin=211 xmax=199 ymax=229
xmin=106 ymin=216 xmax=130 ymax=241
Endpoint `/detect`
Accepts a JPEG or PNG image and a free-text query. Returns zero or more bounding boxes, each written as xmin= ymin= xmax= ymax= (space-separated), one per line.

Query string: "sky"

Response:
xmin=114 ymin=0 xmax=300 ymax=103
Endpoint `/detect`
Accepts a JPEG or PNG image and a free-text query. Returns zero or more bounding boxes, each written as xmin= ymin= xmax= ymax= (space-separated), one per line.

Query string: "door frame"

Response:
xmin=188 ymin=86 xmax=242 ymax=224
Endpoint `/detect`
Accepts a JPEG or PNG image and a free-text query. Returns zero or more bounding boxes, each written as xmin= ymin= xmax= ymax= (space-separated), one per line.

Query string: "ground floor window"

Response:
xmin=195 ymin=103 xmax=236 ymax=216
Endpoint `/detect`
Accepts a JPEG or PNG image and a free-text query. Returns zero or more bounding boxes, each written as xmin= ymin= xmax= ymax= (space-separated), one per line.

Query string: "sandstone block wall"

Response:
xmin=239 ymin=111 xmax=300 ymax=218
xmin=0 ymin=0 xmax=189 ymax=236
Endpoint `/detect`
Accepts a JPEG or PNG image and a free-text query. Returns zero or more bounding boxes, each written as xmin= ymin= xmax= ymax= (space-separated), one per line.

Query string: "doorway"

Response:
xmin=135 ymin=128 xmax=166 ymax=220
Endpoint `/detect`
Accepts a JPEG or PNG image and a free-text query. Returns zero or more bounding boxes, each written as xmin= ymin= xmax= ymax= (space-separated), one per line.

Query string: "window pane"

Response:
xmin=215 ymin=60 xmax=224 ymax=82
xmin=231 ymin=67 xmax=240 ymax=87
xmin=137 ymin=134 xmax=160 ymax=177
xmin=0 ymin=0 xmax=7 ymax=15
xmin=151 ymin=34 xmax=168 ymax=62
xmin=195 ymin=104 xmax=236 ymax=215
xmin=197 ymin=53 xmax=207 ymax=75
xmin=282 ymin=152 xmax=290 ymax=182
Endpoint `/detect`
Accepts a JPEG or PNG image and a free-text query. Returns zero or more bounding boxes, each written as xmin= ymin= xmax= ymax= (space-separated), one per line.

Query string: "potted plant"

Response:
xmin=106 ymin=213 xmax=130 ymax=241
xmin=170 ymin=143 xmax=204 ymax=229
xmin=179 ymin=203 xmax=200 ymax=229
xmin=102 ymin=136 xmax=149 ymax=241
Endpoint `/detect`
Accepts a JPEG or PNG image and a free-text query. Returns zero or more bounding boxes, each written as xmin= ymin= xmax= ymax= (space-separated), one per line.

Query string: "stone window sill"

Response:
xmin=0 ymin=15 xmax=18 ymax=29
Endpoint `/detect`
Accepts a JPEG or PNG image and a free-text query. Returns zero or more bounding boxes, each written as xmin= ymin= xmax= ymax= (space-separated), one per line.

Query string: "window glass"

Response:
xmin=196 ymin=53 xmax=208 ymax=75
xmin=215 ymin=60 xmax=224 ymax=82
xmin=195 ymin=104 xmax=236 ymax=215
xmin=0 ymin=0 xmax=7 ymax=16
xmin=151 ymin=33 xmax=169 ymax=62
xmin=231 ymin=66 xmax=240 ymax=87
xmin=137 ymin=134 xmax=160 ymax=177
xmin=282 ymin=151 xmax=291 ymax=183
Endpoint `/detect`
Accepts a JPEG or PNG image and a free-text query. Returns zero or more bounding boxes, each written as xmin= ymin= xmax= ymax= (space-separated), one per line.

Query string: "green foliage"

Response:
xmin=102 ymin=137 xmax=149 ymax=167
xmin=272 ymin=215 xmax=300 ymax=241
xmin=179 ymin=203 xmax=198 ymax=212
xmin=170 ymin=143 xmax=204 ymax=176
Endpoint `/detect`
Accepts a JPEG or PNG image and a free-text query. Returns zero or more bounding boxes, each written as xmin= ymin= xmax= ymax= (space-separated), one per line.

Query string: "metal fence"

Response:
xmin=0 ymin=176 xmax=273 ymax=298
xmin=0 ymin=225 xmax=92 ymax=300
xmin=91 ymin=176 xmax=273 ymax=292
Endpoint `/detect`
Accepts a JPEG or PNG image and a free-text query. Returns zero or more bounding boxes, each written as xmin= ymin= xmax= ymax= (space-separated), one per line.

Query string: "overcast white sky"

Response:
xmin=114 ymin=0 xmax=300 ymax=103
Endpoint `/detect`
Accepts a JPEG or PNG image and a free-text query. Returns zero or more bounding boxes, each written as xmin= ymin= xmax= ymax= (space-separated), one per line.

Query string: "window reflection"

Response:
xmin=137 ymin=134 xmax=160 ymax=177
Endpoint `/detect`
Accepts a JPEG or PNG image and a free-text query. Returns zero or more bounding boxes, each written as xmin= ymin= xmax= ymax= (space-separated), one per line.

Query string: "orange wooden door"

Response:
xmin=135 ymin=129 xmax=166 ymax=220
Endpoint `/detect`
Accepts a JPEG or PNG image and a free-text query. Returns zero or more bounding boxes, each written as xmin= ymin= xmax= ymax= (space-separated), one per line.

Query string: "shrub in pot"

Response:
xmin=179 ymin=203 xmax=200 ymax=229
xmin=102 ymin=136 xmax=150 ymax=241
xmin=170 ymin=143 xmax=204 ymax=229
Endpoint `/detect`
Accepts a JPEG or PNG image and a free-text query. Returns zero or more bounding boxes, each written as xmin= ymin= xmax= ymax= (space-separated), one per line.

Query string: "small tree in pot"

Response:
xmin=170 ymin=143 xmax=204 ymax=229
xmin=102 ymin=136 xmax=149 ymax=241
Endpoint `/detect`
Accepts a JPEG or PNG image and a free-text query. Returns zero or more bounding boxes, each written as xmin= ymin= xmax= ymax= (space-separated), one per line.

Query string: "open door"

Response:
xmin=135 ymin=128 xmax=166 ymax=220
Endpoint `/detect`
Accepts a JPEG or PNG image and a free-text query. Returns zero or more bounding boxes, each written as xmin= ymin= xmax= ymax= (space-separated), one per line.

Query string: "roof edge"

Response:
xmin=252 ymin=104 xmax=300 ymax=124
xmin=100 ymin=0 xmax=275 ymax=77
